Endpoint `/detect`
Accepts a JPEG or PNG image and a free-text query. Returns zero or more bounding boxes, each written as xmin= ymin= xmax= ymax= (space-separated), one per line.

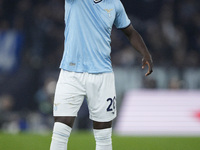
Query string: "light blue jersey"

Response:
xmin=60 ymin=0 xmax=131 ymax=73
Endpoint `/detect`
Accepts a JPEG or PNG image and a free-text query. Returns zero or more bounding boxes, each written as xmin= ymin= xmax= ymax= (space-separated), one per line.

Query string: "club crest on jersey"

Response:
xmin=94 ymin=0 xmax=102 ymax=4
xmin=104 ymin=9 xmax=113 ymax=17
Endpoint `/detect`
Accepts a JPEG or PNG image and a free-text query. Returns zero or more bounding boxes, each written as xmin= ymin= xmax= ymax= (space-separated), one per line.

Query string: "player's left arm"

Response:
xmin=122 ymin=24 xmax=153 ymax=76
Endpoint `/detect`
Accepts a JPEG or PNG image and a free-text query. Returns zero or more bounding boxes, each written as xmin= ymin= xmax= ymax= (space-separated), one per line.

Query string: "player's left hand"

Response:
xmin=142 ymin=57 xmax=153 ymax=76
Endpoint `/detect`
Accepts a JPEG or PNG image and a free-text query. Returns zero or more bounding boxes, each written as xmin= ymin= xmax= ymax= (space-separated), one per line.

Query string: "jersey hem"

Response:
xmin=59 ymin=67 xmax=113 ymax=74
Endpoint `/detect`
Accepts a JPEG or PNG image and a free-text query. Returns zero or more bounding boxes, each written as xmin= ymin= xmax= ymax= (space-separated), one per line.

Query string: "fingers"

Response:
xmin=142 ymin=60 xmax=153 ymax=76
xmin=142 ymin=58 xmax=146 ymax=69
xmin=145 ymin=69 xmax=153 ymax=76
xmin=145 ymin=61 xmax=153 ymax=76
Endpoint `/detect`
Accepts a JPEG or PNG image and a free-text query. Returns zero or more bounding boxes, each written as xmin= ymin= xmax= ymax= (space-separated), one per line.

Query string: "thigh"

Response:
xmin=53 ymin=70 xmax=85 ymax=117
xmin=86 ymin=72 xmax=117 ymax=122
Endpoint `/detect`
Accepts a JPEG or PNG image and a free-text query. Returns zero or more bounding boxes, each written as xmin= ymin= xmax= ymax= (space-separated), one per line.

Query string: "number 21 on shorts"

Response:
xmin=107 ymin=96 xmax=116 ymax=112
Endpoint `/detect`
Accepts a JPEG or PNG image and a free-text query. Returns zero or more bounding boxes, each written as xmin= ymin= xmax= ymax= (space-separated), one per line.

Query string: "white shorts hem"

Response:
xmin=89 ymin=116 xmax=116 ymax=122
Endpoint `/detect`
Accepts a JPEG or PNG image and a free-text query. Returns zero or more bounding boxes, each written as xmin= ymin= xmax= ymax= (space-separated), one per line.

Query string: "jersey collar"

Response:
xmin=94 ymin=0 xmax=102 ymax=4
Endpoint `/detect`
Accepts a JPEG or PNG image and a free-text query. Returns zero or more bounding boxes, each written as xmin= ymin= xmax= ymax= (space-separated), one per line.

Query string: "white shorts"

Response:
xmin=53 ymin=70 xmax=117 ymax=122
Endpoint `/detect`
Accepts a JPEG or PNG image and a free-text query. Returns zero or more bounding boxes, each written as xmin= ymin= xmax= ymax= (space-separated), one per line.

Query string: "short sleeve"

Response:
xmin=114 ymin=0 xmax=131 ymax=29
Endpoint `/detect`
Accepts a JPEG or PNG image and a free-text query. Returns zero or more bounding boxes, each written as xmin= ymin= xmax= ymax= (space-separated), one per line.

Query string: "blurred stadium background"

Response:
xmin=0 ymin=0 xmax=200 ymax=149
